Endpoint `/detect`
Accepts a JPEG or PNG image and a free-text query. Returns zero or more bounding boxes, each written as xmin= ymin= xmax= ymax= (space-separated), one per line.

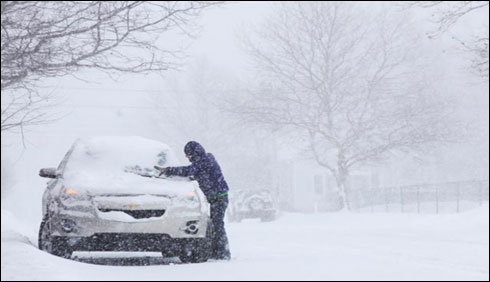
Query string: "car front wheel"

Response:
xmin=38 ymin=215 xmax=73 ymax=259
xmin=179 ymin=240 xmax=211 ymax=263
xmin=178 ymin=222 xmax=213 ymax=263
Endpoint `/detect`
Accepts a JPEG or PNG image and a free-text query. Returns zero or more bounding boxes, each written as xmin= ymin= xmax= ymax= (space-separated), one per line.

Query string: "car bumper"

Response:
xmin=62 ymin=233 xmax=211 ymax=255
xmin=51 ymin=208 xmax=210 ymax=239
xmin=236 ymin=208 xmax=277 ymax=218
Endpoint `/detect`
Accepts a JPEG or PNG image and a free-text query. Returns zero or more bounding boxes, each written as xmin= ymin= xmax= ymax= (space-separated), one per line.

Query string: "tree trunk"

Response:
xmin=335 ymin=169 xmax=350 ymax=211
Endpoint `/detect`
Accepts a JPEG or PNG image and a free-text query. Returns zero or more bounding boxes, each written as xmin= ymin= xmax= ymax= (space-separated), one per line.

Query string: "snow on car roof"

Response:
xmin=62 ymin=136 xmax=196 ymax=196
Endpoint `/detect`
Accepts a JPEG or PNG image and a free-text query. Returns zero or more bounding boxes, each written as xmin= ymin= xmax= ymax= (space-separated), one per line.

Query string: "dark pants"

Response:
xmin=209 ymin=195 xmax=231 ymax=260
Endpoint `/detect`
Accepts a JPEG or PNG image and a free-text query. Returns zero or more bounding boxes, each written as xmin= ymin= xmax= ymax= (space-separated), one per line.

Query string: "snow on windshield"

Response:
xmin=62 ymin=136 xmax=196 ymax=196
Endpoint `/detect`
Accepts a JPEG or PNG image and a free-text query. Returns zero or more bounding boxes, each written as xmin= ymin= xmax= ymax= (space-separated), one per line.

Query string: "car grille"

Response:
xmin=98 ymin=209 xmax=166 ymax=219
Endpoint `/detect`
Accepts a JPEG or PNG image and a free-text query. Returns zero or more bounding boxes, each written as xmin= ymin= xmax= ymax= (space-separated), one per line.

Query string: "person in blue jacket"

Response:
xmin=156 ymin=141 xmax=231 ymax=260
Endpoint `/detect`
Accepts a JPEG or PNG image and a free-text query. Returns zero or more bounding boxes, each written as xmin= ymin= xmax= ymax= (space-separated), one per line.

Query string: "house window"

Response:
xmin=314 ymin=174 xmax=324 ymax=195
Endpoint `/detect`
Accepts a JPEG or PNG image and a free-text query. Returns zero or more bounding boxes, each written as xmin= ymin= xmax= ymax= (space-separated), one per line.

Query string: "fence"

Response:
xmin=348 ymin=179 xmax=489 ymax=214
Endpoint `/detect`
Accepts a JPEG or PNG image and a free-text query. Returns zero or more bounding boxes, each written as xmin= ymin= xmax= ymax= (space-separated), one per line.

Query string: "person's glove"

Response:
xmin=154 ymin=166 xmax=170 ymax=177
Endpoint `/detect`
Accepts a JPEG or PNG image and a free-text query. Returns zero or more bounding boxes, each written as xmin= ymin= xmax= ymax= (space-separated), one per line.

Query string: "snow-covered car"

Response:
xmin=227 ymin=189 xmax=277 ymax=222
xmin=38 ymin=136 xmax=212 ymax=263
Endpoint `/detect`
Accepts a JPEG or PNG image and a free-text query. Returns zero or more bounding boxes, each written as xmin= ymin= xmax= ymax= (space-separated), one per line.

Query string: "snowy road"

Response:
xmin=2 ymin=206 xmax=489 ymax=281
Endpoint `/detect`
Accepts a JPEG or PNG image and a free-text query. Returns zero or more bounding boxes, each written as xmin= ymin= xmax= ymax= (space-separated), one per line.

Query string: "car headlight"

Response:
xmin=186 ymin=191 xmax=198 ymax=202
xmin=59 ymin=188 xmax=90 ymax=206
xmin=63 ymin=188 xmax=80 ymax=195
xmin=175 ymin=190 xmax=200 ymax=209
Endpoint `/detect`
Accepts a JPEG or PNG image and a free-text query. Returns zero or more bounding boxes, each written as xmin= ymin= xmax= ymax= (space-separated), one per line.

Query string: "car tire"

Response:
xmin=178 ymin=222 xmax=213 ymax=264
xmin=248 ymin=198 xmax=265 ymax=211
xmin=260 ymin=214 xmax=276 ymax=222
xmin=228 ymin=209 xmax=241 ymax=223
xmin=38 ymin=215 xmax=73 ymax=259
xmin=179 ymin=241 xmax=210 ymax=264
xmin=235 ymin=214 xmax=243 ymax=223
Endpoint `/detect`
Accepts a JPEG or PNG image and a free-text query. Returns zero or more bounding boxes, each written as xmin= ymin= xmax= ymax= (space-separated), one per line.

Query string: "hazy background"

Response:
xmin=1 ymin=1 xmax=488 ymax=222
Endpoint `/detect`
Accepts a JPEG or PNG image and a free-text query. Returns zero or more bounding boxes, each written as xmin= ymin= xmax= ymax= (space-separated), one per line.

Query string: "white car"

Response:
xmin=228 ymin=189 xmax=277 ymax=222
xmin=38 ymin=136 xmax=212 ymax=263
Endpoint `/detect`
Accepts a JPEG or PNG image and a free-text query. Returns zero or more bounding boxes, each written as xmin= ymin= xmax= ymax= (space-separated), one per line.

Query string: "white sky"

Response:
xmin=2 ymin=1 xmax=488 ymax=185
xmin=187 ymin=1 xmax=274 ymax=74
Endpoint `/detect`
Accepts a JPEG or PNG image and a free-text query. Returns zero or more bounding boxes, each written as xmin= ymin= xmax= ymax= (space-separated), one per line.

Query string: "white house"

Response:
xmin=272 ymin=158 xmax=375 ymax=213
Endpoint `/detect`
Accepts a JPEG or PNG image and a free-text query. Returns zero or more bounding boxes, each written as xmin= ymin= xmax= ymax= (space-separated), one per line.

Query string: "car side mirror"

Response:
xmin=39 ymin=168 xmax=58 ymax=179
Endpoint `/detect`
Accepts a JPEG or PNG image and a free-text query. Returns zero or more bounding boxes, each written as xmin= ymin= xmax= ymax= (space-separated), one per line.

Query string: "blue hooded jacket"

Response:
xmin=165 ymin=141 xmax=229 ymax=201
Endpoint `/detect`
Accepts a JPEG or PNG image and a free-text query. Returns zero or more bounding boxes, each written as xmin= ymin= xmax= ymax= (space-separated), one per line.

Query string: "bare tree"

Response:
xmin=410 ymin=1 xmax=488 ymax=33
xmin=153 ymin=59 xmax=276 ymax=191
xmin=410 ymin=1 xmax=489 ymax=79
xmin=466 ymin=36 xmax=489 ymax=79
xmin=1 ymin=88 xmax=59 ymax=143
xmin=233 ymin=2 xmax=455 ymax=209
xmin=153 ymin=59 xmax=231 ymax=146
xmin=1 ymin=1 xmax=222 ymax=133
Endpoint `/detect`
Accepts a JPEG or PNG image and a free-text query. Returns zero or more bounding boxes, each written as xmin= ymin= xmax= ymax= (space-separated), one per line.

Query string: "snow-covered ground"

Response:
xmin=2 ymin=204 xmax=488 ymax=281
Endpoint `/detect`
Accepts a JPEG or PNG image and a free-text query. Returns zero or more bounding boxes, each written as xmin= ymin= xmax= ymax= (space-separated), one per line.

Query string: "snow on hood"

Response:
xmin=61 ymin=136 xmax=197 ymax=197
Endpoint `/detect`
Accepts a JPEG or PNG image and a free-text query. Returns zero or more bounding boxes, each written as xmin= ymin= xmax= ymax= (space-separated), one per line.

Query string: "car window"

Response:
xmin=56 ymin=144 xmax=76 ymax=176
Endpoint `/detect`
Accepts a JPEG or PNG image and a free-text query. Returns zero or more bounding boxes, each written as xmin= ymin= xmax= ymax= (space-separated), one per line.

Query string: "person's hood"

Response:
xmin=184 ymin=141 xmax=206 ymax=162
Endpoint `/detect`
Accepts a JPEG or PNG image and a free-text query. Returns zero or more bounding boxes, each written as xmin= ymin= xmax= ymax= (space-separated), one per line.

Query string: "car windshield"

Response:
xmin=59 ymin=136 xmax=193 ymax=195
xmin=63 ymin=136 xmax=178 ymax=176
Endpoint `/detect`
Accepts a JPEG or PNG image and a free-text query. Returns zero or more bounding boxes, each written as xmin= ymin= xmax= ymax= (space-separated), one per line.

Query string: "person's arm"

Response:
xmin=155 ymin=164 xmax=196 ymax=177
